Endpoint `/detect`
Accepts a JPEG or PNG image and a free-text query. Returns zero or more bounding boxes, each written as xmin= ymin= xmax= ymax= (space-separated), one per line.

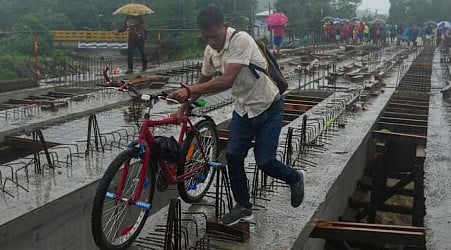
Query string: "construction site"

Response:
xmin=0 ymin=41 xmax=450 ymax=250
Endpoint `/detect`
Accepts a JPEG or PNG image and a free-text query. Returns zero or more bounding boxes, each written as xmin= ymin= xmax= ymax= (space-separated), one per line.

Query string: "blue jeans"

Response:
xmin=226 ymin=97 xmax=300 ymax=206
xmin=274 ymin=35 xmax=283 ymax=47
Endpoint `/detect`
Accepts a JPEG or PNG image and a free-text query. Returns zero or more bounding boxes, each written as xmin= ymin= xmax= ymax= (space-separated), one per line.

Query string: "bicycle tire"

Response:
xmin=91 ymin=147 xmax=156 ymax=250
xmin=178 ymin=118 xmax=219 ymax=203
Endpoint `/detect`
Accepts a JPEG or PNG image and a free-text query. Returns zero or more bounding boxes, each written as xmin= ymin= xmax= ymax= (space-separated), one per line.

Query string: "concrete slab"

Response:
xmin=424 ymin=48 xmax=451 ymax=249
xmin=134 ymin=55 xmax=414 ymax=249
xmin=0 ymin=92 xmax=234 ymax=249
xmin=0 ymin=46 xmax=415 ymax=250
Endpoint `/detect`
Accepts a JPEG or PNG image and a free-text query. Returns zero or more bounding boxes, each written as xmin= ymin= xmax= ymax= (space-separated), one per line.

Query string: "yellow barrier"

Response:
xmin=53 ymin=31 xmax=128 ymax=41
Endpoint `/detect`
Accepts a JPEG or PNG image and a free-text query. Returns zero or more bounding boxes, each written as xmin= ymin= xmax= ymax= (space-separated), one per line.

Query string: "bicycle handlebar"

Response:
xmin=103 ymin=69 xmax=193 ymax=105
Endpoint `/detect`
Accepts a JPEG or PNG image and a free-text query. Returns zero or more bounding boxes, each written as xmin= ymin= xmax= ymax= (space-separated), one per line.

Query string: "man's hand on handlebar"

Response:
xmin=168 ymin=83 xmax=193 ymax=121
xmin=168 ymin=87 xmax=190 ymax=103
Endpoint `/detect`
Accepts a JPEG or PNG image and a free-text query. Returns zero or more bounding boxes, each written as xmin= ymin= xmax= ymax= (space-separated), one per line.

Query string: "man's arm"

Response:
xmin=169 ymin=63 xmax=243 ymax=102
xmin=170 ymin=74 xmax=212 ymax=118
xmin=117 ymin=17 xmax=128 ymax=33
xmin=191 ymin=74 xmax=213 ymax=99
xmin=193 ymin=63 xmax=242 ymax=94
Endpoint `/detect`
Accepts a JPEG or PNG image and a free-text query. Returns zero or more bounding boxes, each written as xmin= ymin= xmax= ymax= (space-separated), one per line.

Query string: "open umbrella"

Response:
xmin=341 ymin=18 xmax=350 ymax=23
xmin=266 ymin=12 xmax=288 ymax=27
xmin=333 ymin=18 xmax=342 ymax=25
xmin=437 ymin=21 xmax=451 ymax=29
xmin=321 ymin=16 xmax=335 ymax=23
xmin=351 ymin=17 xmax=362 ymax=22
xmin=373 ymin=18 xmax=386 ymax=25
xmin=424 ymin=21 xmax=437 ymax=27
xmin=113 ymin=3 xmax=154 ymax=16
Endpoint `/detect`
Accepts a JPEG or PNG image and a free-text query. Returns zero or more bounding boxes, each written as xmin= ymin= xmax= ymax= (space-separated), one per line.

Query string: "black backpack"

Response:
xmin=230 ymin=30 xmax=288 ymax=95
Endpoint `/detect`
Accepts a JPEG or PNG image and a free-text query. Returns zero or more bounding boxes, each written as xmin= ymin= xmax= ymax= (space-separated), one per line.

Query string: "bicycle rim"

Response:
xmin=179 ymin=120 xmax=219 ymax=202
xmin=92 ymin=148 xmax=154 ymax=249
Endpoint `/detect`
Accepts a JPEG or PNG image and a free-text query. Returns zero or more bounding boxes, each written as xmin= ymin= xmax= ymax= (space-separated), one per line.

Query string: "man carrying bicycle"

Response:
xmin=169 ymin=6 xmax=304 ymax=226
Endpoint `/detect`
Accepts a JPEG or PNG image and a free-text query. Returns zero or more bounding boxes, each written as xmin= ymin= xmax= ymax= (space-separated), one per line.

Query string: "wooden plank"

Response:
xmin=377 ymin=122 xmax=427 ymax=136
xmin=284 ymin=103 xmax=314 ymax=112
xmin=388 ymin=102 xmax=429 ymax=111
xmin=206 ymin=218 xmax=250 ymax=243
xmin=7 ymin=99 xmax=38 ymax=105
xmin=382 ymin=111 xmax=428 ymax=121
xmin=284 ymin=95 xmax=326 ymax=102
xmin=4 ymin=136 xmax=59 ymax=152
xmin=380 ymin=117 xmax=428 ymax=126
xmin=385 ymin=107 xmax=428 ymax=116
xmin=390 ymin=98 xmax=429 ymax=106
xmin=284 ymin=109 xmax=305 ymax=115
xmin=349 ymin=198 xmax=413 ymax=215
xmin=416 ymin=145 xmax=425 ymax=159
xmin=284 ymin=113 xmax=299 ymax=121
xmin=284 ymin=99 xmax=320 ymax=105
xmin=373 ymin=130 xmax=426 ymax=145
xmin=311 ymin=220 xmax=425 ymax=247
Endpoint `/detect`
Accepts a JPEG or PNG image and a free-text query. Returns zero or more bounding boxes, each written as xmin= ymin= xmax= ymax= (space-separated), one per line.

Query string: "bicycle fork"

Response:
xmin=105 ymin=148 xmax=153 ymax=211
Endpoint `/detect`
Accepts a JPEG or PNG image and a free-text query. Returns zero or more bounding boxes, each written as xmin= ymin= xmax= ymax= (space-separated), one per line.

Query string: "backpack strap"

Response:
xmin=249 ymin=63 xmax=265 ymax=79
xmin=230 ymin=30 xmax=240 ymax=41
xmin=228 ymin=30 xmax=268 ymax=80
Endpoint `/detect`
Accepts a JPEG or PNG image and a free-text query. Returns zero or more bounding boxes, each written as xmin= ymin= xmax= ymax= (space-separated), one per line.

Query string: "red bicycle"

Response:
xmin=91 ymin=83 xmax=219 ymax=249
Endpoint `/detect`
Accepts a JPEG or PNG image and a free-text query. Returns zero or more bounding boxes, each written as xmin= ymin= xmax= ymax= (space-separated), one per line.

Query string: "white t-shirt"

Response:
xmin=201 ymin=27 xmax=279 ymax=118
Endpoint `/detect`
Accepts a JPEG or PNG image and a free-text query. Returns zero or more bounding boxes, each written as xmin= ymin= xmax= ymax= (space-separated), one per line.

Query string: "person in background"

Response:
xmin=364 ymin=23 xmax=370 ymax=43
xmin=397 ymin=24 xmax=404 ymax=46
xmin=341 ymin=22 xmax=351 ymax=44
xmin=436 ymin=28 xmax=442 ymax=46
xmin=117 ymin=15 xmax=148 ymax=74
xmin=390 ymin=25 xmax=397 ymax=44
xmin=168 ymin=6 xmax=304 ymax=226
xmin=270 ymin=23 xmax=287 ymax=54
xmin=412 ymin=25 xmax=419 ymax=47
xmin=352 ymin=26 xmax=359 ymax=45
xmin=424 ymin=25 xmax=433 ymax=46
xmin=335 ymin=23 xmax=341 ymax=44
xmin=357 ymin=21 xmax=365 ymax=43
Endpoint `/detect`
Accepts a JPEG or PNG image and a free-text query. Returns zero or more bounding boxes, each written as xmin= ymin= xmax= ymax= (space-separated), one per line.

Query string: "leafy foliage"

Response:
xmin=275 ymin=0 xmax=362 ymax=38
xmin=388 ymin=0 xmax=451 ymax=25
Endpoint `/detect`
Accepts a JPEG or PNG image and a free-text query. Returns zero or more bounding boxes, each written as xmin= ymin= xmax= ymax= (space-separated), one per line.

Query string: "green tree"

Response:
xmin=275 ymin=0 xmax=361 ymax=39
xmin=388 ymin=0 xmax=451 ymax=26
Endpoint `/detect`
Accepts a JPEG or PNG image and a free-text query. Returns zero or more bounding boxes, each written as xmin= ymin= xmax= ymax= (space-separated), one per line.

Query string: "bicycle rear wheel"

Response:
xmin=178 ymin=119 xmax=219 ymax=203
xmin=91 ymin=148 xmax=156 ymax=250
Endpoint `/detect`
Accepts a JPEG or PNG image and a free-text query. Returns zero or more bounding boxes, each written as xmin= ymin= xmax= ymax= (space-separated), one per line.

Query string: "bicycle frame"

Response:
xmin=115 ymin=104 xmax=211 ymax=204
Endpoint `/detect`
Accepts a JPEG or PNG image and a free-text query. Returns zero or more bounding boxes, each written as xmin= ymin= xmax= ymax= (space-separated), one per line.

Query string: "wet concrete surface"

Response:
xmin=0 ymin=90 xmax=235 ymax=249
xmin=423 ymin=48 xmax=451 ymax=249
xmin=133 ymin=50 xmax=417 ymax=249
xmin=0 ymin=46 xmax=421 ymax=249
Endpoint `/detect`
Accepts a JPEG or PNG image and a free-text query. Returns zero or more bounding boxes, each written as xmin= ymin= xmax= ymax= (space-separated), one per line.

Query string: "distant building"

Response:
xmin=256 ymin=0 xmax=278 ymax=13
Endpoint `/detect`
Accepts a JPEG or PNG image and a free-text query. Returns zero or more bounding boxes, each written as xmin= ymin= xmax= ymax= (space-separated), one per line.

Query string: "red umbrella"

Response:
xmin=266 ymin=12 xmax=288 ymax=27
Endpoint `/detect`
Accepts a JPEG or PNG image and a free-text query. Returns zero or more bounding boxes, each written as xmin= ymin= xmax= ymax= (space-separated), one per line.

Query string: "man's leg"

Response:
xmin=127 ymin=40 xmax=136 ymax=73
xmin=222 ymin=111 xmax=255 ymax=225
xmin=226 ymin=111 xmax=254 ymax=206
xmin=253 ymin=98 xmax=299 ymax=184
xmin=253 ymin=98 xmax=304 ymax=207
xmin=136 ymin=39 xmax=148 ymax=71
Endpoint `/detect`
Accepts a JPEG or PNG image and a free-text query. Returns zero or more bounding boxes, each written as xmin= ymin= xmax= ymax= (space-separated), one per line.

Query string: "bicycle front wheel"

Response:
xmin=178 ymin=119 xmax=219 ymax=203
xmin=91 ymin=148 xmax=156 ymax=250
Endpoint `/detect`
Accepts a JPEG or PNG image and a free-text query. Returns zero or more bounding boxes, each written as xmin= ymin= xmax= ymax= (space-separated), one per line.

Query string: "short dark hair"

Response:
xmin=197 ymin=6 xmax=224 ymax=30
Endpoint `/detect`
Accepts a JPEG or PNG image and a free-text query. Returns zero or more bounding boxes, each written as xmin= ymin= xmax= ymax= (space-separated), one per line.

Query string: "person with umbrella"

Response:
xmin=424 ymin=24 xmax=434 ymax=46
xmin=267 ymin=12 xmax=288 ymax=55
xmin=168 ymin=6 xmax=304 ymax=226
xmin=114 ymin=4 xmax=153 ymax=74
